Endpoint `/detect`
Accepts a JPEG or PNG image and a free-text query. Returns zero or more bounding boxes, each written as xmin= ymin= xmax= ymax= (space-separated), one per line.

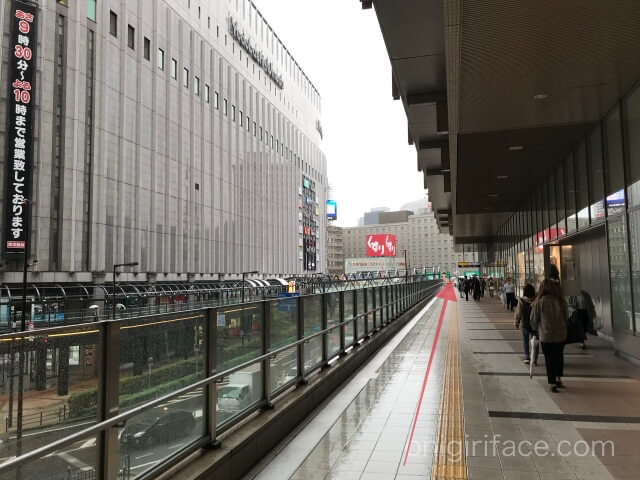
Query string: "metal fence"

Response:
xmin=0 ymin=278 xmax=442 ymax=480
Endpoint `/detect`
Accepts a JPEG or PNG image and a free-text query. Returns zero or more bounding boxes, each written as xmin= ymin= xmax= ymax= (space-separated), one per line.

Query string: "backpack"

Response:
xmin=520 ymin=299 xmax=534 ymax=333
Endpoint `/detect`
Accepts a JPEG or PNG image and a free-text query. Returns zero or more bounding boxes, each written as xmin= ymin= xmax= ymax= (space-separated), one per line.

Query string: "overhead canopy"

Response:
xmin=363 ymin=0 xmax=640 ymax=242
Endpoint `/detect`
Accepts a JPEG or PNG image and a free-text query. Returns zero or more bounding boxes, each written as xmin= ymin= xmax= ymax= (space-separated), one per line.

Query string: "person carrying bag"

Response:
xmin=530 ymin=279 xmax=568 ymax=393
xmin=514 ymin=284 xmax=537 ymax=365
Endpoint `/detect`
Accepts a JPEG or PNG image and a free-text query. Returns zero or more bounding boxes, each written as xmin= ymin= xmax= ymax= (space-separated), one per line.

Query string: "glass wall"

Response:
xmin=588 ymin=127 xmax=605 ymax=221
xmin=493 ymin=82 xmax=640 ymax=345
xmin=604 ymin=107 xmax=626 ymax=216
xmin=626 ymin=83 xmax=640 ymax=208
xmin=608 ymin=215 xmax=633 ymax=331
xmin=575 ymin=141 xmax=590 ymax=229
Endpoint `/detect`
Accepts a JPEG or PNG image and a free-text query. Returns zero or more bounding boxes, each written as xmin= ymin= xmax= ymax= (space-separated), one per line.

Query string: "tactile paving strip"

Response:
xmin=432 ymin=302 xmax=467 ymax=480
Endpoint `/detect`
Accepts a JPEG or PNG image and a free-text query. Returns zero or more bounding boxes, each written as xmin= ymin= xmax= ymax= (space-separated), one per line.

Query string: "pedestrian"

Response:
xmin=504 ymin=277 xmax=516 ymax=311
xmin=473 ymin=276 xmax=481 ymax=302
xmin=514 ymin=284 xmax=537 ymax=364
xmin=488 ymin=278 xmax=495 ymax=297
xmin=567 ymin=287 xmax=597 ymax=349
xmin=458 ymin=277 xmax=464 ymax=298
xmin=463 ymin=276 xmax=470 ymax=301
xmin=481 ymin=277 xmax=486 ymax=297
xmin=530 ymin=279 xmax=568 ymax=393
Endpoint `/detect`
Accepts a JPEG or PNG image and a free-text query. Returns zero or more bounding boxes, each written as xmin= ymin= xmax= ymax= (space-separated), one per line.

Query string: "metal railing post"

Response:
xmin=206 ymin=307 xmax=220 ymax=448
xmin=339 ymin=291 xmax=346 ymax=355
xmin=262 ymin=300 xmax=274 ymax=408
xmin=321 ymin=292 xmax=329 ymax=368
xmin=98 ymin=321 xmax=121 ymax=480
xmin=352 ymin=291 xmax=359 ymax=345
xmin=297 ymin=296 xmax=307 ymax=384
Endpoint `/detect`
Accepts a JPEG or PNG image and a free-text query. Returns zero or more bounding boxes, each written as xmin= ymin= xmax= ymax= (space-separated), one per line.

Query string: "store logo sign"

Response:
xmin=229 ymin=18 xmax=284 ymax=89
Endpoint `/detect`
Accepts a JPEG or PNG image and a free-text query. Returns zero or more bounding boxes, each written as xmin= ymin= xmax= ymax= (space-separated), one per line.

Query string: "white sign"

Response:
xmin=217 ymin=312 xmax=226 ymax=327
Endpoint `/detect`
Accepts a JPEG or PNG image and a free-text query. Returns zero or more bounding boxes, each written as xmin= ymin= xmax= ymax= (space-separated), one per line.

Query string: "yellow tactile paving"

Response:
xmin=432 ymin=302 xmax=467 ymax=480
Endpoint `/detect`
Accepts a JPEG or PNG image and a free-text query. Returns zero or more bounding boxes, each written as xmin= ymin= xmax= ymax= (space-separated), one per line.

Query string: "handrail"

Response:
xmin=0 ymin=280 xmax=443 ymax=474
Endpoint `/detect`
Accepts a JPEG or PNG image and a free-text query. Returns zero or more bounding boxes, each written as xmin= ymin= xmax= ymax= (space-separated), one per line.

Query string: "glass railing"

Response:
xmin=0 ymin=279 xmax=443 ymax=480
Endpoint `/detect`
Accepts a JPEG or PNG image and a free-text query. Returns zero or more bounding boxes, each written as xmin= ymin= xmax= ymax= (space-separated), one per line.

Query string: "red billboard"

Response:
xmin=366 ymin=234 xmax=397 ymax=257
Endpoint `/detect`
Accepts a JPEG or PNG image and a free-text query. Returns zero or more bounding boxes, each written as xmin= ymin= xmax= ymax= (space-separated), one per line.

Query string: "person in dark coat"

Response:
xmin=463 ymin=276 xmax=470 ymax=301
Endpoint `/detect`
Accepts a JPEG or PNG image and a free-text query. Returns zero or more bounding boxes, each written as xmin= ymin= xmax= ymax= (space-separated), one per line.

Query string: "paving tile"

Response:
xmin=467 ymin=467 xmax=505 ymax=480
xmin=363 ymin=460 xmax=398 ymax=474
xmin=324 ymin=471 xmax=362 ymax=480
xmin=503 ymin=471 xmax=542 ymax=480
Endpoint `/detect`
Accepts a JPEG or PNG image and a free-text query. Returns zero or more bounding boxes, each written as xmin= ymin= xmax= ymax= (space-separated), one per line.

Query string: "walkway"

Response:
xmin=242 ymin=284 xmax=640 ymax=480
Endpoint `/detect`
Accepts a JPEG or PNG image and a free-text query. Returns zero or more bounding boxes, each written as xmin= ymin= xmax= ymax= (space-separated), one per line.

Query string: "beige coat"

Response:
xmin=530 ymin=295 xmax=568 ymax=343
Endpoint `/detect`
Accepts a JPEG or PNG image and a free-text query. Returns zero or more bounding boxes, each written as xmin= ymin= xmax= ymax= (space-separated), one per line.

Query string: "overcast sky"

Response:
xmin=256 ymin=0 xmax=427 ymax=227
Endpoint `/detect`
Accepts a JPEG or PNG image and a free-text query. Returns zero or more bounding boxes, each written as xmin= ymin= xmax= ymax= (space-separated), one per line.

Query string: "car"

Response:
xmin=217 ymin=383 xmax=252 ymax=413
xmin=120 ymin=408 xmax=195 ymax=450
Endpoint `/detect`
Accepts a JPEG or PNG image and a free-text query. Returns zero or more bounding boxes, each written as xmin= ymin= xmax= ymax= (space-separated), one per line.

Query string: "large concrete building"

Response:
xmin=343 ymin=208 xmax=475 ymax=274
xmin=0 ymin=0 xmax=327 ymax=287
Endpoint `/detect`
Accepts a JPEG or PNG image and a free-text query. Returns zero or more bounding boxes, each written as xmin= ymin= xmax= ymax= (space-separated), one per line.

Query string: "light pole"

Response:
xmin=402 ymin=249 xmax=408 ymax=283
xmin=16 ymin=199 xmax=34 ymax=464
xmin=113 ymin=262 xmax=138 ymax=319
xmin=241 ymin=271 xmax=258 ymax=303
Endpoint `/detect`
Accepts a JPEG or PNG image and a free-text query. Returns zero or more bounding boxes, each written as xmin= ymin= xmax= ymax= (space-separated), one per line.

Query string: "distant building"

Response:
xmin=343 ymin=210 xmax=476 ymax=274
xmin=327 ymin=226 xmax=344 ymax=276
xmin=364 ymin=207 xmax=390 ymax=226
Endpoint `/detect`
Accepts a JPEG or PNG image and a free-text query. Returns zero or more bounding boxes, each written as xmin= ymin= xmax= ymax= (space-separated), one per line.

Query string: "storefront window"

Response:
xmin=575 ymin=140 xmax=590 ymax=229
xmin=608 ymin=215 xmax=633 ymax=331
xmin=555 ymin=162 xmax=566 ymax=236
xmin=625 ymin=84 xmax=640 ymax=208
xmin=604 ymin=106 xmax=626 ymax=216
xmin=565 ymin=154 xmax=577 ymax=233
xmin=588 ymin=126 xmax=606 ymax=221
xmin=628 ymin=210 xmax=640 ymax=334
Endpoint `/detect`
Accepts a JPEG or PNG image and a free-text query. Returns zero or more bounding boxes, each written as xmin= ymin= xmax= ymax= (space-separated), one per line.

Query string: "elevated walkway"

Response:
xmin=242 ymin=285 xmax=640 ymax=480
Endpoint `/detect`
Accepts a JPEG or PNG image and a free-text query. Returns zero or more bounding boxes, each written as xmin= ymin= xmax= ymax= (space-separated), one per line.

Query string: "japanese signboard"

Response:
xmin=366 ymin=234 xmax=397 ymax=257
xmin=4 ymin=0 xmax=37 ymax=257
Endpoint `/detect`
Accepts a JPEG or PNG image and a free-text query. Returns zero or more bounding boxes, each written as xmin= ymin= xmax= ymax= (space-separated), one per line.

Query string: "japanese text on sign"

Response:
xmin=4 ymin=1 xmax=37 ymax=256
xmin=366 ymin=234 xmax=397 ymax=257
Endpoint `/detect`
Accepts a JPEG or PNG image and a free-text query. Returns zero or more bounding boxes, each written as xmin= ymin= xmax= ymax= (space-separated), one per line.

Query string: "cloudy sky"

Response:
xmin=256 ymin=0 xmax=427 ymax=227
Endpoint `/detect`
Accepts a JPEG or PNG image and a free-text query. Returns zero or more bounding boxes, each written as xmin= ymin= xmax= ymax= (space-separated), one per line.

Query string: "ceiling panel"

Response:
xmin=459 ymin=0 xmax=640 ymax=133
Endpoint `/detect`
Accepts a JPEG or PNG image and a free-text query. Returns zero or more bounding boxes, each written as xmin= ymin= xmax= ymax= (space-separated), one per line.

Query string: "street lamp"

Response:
xmin=241 ymin=271 xmax=259 ymax=303
xmin=15 ymin=199 xmax=34 ymax=464
xmin=113 ymin=262 xmax=138 ymax=319
xmin=401 ymin=249 xmax=408 ymax=283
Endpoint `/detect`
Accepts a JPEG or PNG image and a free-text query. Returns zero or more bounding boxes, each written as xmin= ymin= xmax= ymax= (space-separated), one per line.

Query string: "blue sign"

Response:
xmin=327 ymin=200 xmax=337 ymax=220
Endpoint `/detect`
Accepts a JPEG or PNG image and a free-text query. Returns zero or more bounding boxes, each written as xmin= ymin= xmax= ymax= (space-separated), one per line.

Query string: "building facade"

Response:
xmin=326 ymin=225 xmax=343 ymax=275
xmin=343 ymin=209 xmax=474 ymax=275
xmin=0 ymin=0 xmax=327 ymax=285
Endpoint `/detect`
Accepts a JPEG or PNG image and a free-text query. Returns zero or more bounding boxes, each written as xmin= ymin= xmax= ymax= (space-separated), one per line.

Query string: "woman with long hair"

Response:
xmin=530 ymin=279 xmax=568 ymax=392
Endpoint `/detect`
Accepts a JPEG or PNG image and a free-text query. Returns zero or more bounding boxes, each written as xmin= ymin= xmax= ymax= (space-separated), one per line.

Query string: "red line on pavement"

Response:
xmin=403 ymin=297 xmax=448 ymax=465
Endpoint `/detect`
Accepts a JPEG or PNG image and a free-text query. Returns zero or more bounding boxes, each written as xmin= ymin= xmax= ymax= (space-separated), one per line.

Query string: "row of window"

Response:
xmin=106 ymin=9 xmax=324 ymax=183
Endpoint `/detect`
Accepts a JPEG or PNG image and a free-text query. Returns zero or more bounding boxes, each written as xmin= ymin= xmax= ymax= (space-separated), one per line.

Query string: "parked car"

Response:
xmin=120 ymin=408 xmax=195 ymax=450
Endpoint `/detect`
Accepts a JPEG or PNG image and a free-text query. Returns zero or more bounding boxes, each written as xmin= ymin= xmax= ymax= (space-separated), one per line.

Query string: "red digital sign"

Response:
xmin=366 ymin=234 xmax=397 ymax=257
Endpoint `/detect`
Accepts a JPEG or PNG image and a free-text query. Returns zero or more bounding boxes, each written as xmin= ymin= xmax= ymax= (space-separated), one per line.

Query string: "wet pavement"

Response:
xmin=243 ymin=286 xmax=640 ymax=480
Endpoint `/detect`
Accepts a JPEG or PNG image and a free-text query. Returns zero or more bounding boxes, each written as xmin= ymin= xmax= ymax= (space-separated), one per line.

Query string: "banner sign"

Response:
xmin=4 ymin=0 xmax=37 ymax=257
xmin=366 ymin=234 xmax=397 ymax=257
